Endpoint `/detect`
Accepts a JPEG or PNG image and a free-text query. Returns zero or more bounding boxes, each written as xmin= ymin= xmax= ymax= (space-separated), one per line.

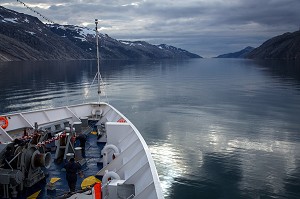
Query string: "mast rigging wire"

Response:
xmin=16 ymin=0 xmax=56 ymax=24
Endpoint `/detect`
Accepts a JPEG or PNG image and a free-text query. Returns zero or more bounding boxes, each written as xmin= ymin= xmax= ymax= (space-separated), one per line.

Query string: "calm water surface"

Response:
xmin=1 ymin=59 xmax=300 ymax=199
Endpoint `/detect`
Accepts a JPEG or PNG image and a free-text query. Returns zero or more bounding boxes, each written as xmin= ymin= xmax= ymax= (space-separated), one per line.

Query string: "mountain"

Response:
xmin=0 ymin=6 xmax=91 ymax=61
xmin=247 ymin=31 xmax=300 ymax=60
xmin=157 ymin=44 xmax=201 ymax=58
xmin=47 ymin=24 xmax=201 ymax=59
xmin=216 ymin=46 xmax=254 ymax=58
xmin=0 ymin=6 xmax=201 ymax=61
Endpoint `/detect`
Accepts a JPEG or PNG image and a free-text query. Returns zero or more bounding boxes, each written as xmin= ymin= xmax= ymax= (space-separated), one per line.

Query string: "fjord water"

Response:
xmin=1 ymin=58 xmax=300 ymax=199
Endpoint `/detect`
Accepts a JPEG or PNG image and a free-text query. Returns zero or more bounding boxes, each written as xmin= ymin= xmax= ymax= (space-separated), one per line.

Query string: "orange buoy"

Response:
xmin=0 ymin=116 xmax=8 ymax=129
xmin=117 ymin=118 xmax=126 ymax=123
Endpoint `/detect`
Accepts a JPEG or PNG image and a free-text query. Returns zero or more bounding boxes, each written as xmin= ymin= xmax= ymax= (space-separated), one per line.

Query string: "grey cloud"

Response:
xmin=213 ymin=0 xmax=300 ymax=27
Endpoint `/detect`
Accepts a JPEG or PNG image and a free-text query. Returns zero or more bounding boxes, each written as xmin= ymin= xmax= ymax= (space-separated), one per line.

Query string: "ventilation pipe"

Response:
xmin=102 ymin=170 xmax=120 ymax=185
xmin=101 ymin=144 xmax=120 ymax=167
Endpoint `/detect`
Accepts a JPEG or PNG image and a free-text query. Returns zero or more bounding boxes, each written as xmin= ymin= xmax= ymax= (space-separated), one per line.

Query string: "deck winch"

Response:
xmin=0 ymin=129 xmax=52 ymax=198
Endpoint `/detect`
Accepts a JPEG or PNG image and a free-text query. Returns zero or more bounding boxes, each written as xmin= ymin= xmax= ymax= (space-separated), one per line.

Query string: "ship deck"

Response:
xmin=17 ymin=122 xmax=105 ymax=199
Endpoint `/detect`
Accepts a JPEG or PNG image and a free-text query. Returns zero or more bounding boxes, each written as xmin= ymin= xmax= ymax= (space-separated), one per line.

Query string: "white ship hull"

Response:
xmin=0 ymin=102 xmax=164 ymax=199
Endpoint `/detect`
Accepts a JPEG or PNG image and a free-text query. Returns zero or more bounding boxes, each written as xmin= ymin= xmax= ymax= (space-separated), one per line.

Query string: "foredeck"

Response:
xmin=0 ymin=102 xmax=164 ymax=199
xmin=24 ymin=125 xmax=105 ymax=199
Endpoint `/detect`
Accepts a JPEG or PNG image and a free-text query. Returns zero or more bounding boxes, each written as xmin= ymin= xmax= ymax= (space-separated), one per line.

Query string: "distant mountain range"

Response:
xmin=1 ymin=6 xmax=299 ymax=61
xmin=216 ymin=30 xmax=300 ymax=60
xmin=216 ymin=46 xmax=254 ymax=58
xmin=0 ymin=6 xmax=201 ymax=61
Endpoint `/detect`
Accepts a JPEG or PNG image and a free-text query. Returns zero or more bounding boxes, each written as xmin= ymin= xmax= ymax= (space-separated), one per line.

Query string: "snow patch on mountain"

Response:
xmin=2 ymin=17 xmax=18 ymax=23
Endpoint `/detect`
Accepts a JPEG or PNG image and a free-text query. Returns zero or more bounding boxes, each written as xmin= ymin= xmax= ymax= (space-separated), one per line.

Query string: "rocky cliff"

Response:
xmin=0 ymin=6 xmax=201 ymax=61
xmin=247 ymin=31 xmax=300 ymax=60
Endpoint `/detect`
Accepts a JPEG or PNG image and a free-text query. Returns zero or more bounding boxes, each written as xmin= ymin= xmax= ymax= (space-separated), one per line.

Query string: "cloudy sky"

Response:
xmin=1 ymin=0 xmax=300 ymax=57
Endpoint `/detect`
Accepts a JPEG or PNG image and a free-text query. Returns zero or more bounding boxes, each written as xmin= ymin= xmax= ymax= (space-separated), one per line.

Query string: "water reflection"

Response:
xmin=1 ymin=59 xmax=300 ymax=198
xmin=253 ymin=59 xmax=300 ymax=87
xmin=150 ymin=139 xmax=205 ymax=196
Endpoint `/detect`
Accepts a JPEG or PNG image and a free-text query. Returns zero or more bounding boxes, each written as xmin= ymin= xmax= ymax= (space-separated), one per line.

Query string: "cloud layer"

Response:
xmin=2 ymin=0 xmax=300 ymax=57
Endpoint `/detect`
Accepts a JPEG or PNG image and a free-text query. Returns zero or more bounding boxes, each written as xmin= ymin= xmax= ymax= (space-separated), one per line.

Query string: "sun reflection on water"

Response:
xmin=150 ymin=142 xmax=185 ymax=198
xmin=150 ymin=140 xmax=204 ymax=198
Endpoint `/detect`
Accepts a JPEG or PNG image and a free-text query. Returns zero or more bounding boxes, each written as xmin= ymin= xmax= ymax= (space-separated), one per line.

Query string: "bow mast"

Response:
xmin=95 ymin=19 xmax=101 ymax=103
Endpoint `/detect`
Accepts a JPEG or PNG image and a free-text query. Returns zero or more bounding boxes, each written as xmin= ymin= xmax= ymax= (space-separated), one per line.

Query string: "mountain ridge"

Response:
xmin=0 ymin=6 xmax=201 ymax=61
xmin=0 ymin=6 xmax=90 ymax=61
xmin=216 ymin=46 xmax=254 ymax=58
xmin=246 ymin=31 xmax=300 ymax=60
